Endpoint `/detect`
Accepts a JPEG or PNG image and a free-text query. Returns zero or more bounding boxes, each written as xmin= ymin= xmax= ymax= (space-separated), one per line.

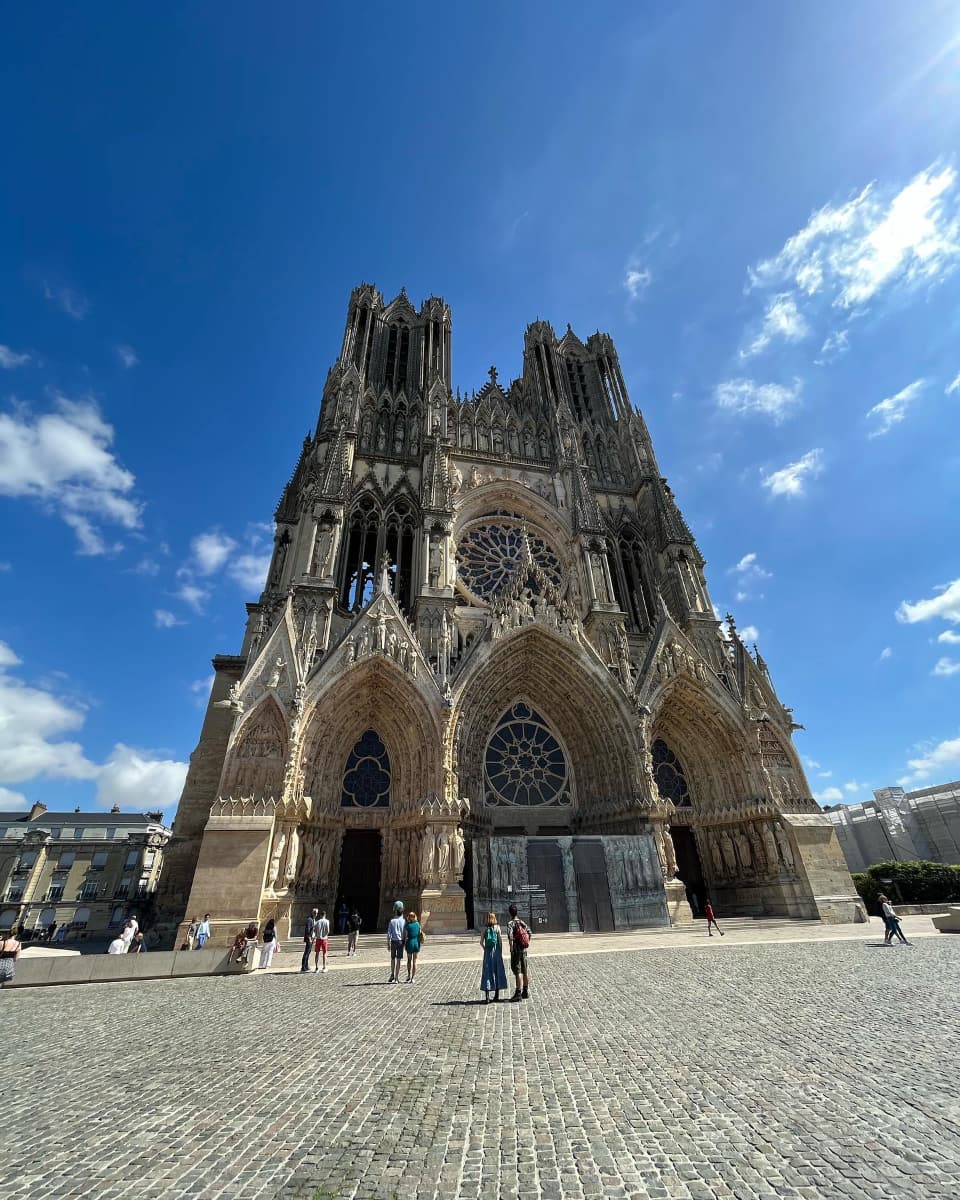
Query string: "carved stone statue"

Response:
xmin=311 ymin=524 xmax=332 ymax=576
xmin=285 ymin=825 xmax=301 ymax=883
xmin=720 ymin=831 xmax=737 ymax=876
xmin=428 ymin=539 xmax=442 ymax=588
xmin=358 ymin=625 xmax=371 ymax=656
xmin=407 ymin=831 xmax=420 ymax=882
xmin=708 ymin=832 xmax=724 ymax=878
xmin=266 ymin=658 xmax=284 ymax=689
xmin=375 ymin=610 xmax=388 ymax=652
xmin=420 ymin=829 xmax=435 ymax=878
xmin=761 ymin=823 xmax=779 ymax=873
xmin=436 ymin=828 xmax=451 ymax=878
xmin=453 ymin=827 xmax=465 ymax=877
xmin=344 ymin=635 xmax=356 ymax=664
xmin=269 ymin=828 xmax=287 ymax=886
xmin=773 ymin=821 xmax=795 ymax=870
xmin=662 ymin=826 xmax=677 ymax=879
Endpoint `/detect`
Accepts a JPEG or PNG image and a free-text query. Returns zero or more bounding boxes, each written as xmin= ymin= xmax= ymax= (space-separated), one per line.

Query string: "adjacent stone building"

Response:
xmin=0 ymin=803 xmax=171 ymax=941
xmin=157 ymin=284 xmax=863 ymax=946
xmin=824 ymin=780 xmax=960 ymax=873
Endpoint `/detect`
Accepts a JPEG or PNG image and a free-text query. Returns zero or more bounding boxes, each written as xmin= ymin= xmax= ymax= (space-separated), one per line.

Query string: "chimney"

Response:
xmin=28 ymin=802 xmax=48 ymax=820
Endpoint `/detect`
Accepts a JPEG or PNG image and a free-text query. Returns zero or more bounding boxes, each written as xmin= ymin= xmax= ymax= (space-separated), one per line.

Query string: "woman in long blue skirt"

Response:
xmin=479 ymin=910 xmax=508 ymax=1003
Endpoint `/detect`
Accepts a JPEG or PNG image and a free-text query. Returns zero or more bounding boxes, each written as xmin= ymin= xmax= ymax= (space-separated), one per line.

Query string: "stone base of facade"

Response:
xmin=419 ymin=884 xmax=469 ymax=933
xmin=663 ymin=878 xmax=694 ymax=925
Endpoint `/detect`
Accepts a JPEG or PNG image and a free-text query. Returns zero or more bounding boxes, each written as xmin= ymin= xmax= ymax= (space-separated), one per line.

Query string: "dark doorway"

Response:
xmin=671 ymin=825 xmax=705 ymax=914
xmin=526 ymin=840 xmax=569 ymax=932
xmin=573 ymin=840 xmax=615 ymax=932
xmin=337 ymin=829 xmax=382 ymax=932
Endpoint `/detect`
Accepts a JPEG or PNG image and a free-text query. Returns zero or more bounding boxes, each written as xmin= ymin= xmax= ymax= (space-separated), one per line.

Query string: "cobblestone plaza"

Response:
xmin=6 ymin=931 xmax=959 ymax=1200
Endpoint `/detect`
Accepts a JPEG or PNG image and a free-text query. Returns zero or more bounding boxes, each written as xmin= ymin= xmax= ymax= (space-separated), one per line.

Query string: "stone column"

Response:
xmin=559 ymin=837 xmax=581 ymax=933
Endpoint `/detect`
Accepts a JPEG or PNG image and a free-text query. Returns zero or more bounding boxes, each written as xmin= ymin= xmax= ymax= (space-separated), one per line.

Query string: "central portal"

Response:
xmin=337 ymin=829 xmax=382 ymax=933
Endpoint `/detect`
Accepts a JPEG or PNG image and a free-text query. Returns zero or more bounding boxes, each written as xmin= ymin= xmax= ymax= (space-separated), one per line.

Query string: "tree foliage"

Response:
xmin=852 ymin=860 xmax=960 ymax=911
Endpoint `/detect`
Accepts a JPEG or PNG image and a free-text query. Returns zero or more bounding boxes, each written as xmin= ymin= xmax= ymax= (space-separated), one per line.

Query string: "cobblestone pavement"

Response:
xmin=5 ymin=936 xmax=960 ymax=1200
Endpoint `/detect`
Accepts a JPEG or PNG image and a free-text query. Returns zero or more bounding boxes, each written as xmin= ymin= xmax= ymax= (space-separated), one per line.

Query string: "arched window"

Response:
xmin=340 ymin=495 xmax=381 ymax=610
xmin=384 ymin=500 xmax=417 ymax=612
xmin=484 ymin=702 xmax=570 ymax=807
xmin=618 ymin=527 xmax=654 ymax=631
xmin=651 ymin=739 xmax=691 ymax=807
xmin=341 ymin=729 xmax=391 ymax=807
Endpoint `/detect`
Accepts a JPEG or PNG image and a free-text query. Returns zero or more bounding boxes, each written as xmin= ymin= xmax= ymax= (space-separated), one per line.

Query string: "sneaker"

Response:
xmin=510 ymin=991 xmax=522 ymax=1002
xmin=521 ymin=989 xmax=529 ymax=999
xmin=321 ymin=966 xmax=327 ymax=973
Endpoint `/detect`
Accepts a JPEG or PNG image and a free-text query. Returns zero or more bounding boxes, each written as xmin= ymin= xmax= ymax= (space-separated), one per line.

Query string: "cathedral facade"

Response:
xmin=157 ymin=284 xmax=864 ymax=945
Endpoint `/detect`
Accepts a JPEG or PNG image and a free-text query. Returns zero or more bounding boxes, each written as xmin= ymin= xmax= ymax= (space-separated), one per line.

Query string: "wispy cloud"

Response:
xmin=623 ymin=260 xmax=653 ymax=302
xmin=154 ymin=609 xmax=185 ymax=629
xmin=938 ymin=630 xmax=960 ymax=645
xmin=727 ymin=552 xmax=772 ymax=602
xmin=866 ymin=378 xmax=927 ymax=437
xmin=819 ymin=786 xmax=844 ymax=803
xmin=0 ymin=344 xmax=31 ymax=369
xmin=0 ymin=393 xmax=141 ymax=554
xmin=898 ymin=734 xmax=960 ymax=786
xmin=43 ymin=280 xmax=90 ymax=320
xmin=714 ymin=378 xmax=802 ymax=422
xmin=815 ymin=329 xmax=850 ymax=365
xmin=189 ymin=677 xmax=213 ymax=709
xmin=761 ymin=448 xmax=824 ymax=498
xmin=896 ymin=578 xmax=960 ymax=626
xmin=175 ymin=583 xmax=210 ymax=613
xmin=739 ymin=623 xmax=759 ymax=642
xmin=189 ymin=530 xmax=238 ymax=575
xmin=932 ymin=657 xmax=960 ymax=677
xmin=878 ymin=646 xmax=893 ymax=662
xmin=946 ymin=371 xmax=960 ymax=395
xmin=115 ymin=344 xmax=139 ymax=369
xmin=739 ymin=294 xmax=809 ymax=358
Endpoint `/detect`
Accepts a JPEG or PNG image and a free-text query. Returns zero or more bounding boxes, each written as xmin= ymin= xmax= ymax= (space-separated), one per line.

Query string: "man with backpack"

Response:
xmin=506 ymin=903 xmax=531 ymax=1001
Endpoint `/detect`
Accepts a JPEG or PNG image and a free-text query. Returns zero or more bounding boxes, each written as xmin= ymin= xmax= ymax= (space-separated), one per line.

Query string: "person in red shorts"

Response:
xmin=703 ymin=898 xmax=724 ymax=937
xmin=313 ymin=910 xmax=331 ymax=972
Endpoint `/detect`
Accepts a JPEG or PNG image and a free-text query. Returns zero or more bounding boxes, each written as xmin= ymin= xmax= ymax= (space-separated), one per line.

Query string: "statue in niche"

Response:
xmin=420 ymin=829 xmax=435 ymax=878
xmin=734 ymin=828 xmax=752 ymax=871
xmin=388 ymin=630 xmax=398 ymax=660
xmin=375 ymin=610 xmax=388 ymax=652
xmin=285 ymin=826 xmax=301 ymax=884
xmin=311 ymin=524 xmax=333 ymax=576
xmin=344 ymin=635 xmax=356 ymax=664
xmin=761 ymin=823 xmax=779 ymax=873
xmin=358 ymin=625 xmax=372 ymax=656
xmin=453 ymin=827 xmax=465 ymax=877
xmin=428 ymin=539 xmax=443 ymax=588
xmin=318 ymin=834 xmax=336 ymax=885
xmin=436 ymin=828 xmax=451 ymax=879
xmin=393 ymin=421 xmax=404 ymax=455
xmin=376 ymin=420 xmax=388 ymax=451
xmin=266 ymin=658 xmax=284 ymax=689
xmin=662 ymin=827 xmax=677 ymax=879
xmin=410 ymin=424 xmax=420 ymax=456
xmin=773 ymin=821 xmax=795 ymax=870
xmin=269 ymin=829 xmax=287 ymax=886
xmin=360 ymin=412 xmax=373 ymax=448
xmin=407 ymin=831 xmax=420 ymax=882
xmin=591 ymin=554 xmax=608 ymax=603
xmin=708 ymin=832 xmax=724 ymax=878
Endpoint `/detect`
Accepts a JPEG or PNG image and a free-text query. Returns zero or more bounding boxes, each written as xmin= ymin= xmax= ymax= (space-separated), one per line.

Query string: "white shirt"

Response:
xmin=881 ymin=901 xmax=897 ymax=920
xmin=316 ymin=918 xmax=330 ymax=938
xmin=107 ymin=937 xmax=127 ymax=955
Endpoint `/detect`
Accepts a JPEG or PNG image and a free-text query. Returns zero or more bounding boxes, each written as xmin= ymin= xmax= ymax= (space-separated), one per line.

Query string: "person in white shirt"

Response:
xmin=107 ymin=936 xmax=127 ymax=955
xmin=119 ymin=919 xmax=137 ymax=951
xmin=879 ymin=894 xmax=911 ymax=946
xmin=386 ymin=900 xmax=405 ymax=983
xmin=313 ymin=911 xmax=331 ymax=972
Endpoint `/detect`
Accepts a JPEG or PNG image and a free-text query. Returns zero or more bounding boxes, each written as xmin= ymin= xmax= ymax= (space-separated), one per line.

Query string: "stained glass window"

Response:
xmin=341 ymin=729 xmax=391 ymax=808
xmin=456 ymin=519 xmax=562 ymax=603
xmin=484 ymin=702 xmax=570 ymax=807
xmin=651 ymin=739 xmax=691 ymax=807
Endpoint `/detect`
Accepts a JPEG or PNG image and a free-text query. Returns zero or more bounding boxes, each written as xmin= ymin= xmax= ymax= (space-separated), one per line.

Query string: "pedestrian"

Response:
xmin=46 ymin=921 xmax=58 ymax=942
xmin=338 ymin=901 xmax=349 ymax=935
xmin=259 ymin=918 xmax=279 ymax=969
xmin=404 ymin=910 xmax=423 ymax=983
xmin=0 ymin=928 xmax=22 ymax=987
xmin=347 ymin=908 xmax=362 ymax=956
xmin=879 ymin=894 xmax=911 ymax=946
xmin=130 ymin=931 xmax=147 ymax=954
xmin=313 ymin=910 xmax=331 ymax=972
xmin=196 ymin=913 xmax=212 ymax=949
xmin=386 ymin=901 xmax=406 ymax=984
xmin=186 ymin=916 xmax=199 ymax=951
xmin=506 ymin=903 xmax=531 ymax=1001
xmin=703 ymin=898 xmax=724 ymax=937
xmin=120 ymin=919 xmax=137 ymax=951
xmin=302 ymin=908 xmax=319 ymax=973
xmin=479 ymin=911 xmax=508 ymax=1004
xmin=107 ymin=933 xmax=127 ymax=954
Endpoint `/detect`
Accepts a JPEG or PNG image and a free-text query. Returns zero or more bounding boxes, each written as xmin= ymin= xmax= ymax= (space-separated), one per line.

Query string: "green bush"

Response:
xmin=856 ymin=860 xmax=960 ymax=908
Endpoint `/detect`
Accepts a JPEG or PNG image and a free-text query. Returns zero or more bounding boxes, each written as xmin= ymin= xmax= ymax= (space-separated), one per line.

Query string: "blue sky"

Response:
xmin=2 ymin=3 xmax=960 ymax=819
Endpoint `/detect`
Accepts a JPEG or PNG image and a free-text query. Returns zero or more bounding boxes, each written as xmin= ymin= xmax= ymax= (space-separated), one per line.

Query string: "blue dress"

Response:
xmin=479 ymin=926 xmax=508 ymax=992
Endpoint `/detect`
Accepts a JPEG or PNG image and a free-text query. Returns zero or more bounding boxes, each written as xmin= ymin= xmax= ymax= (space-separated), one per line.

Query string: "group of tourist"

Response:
xmin=479 ymin=903 xmax=532 ymax=1002
xmin=106 ymin=915 xmax=146 ymax=955
xmin=185 ymin=914 xmax=212 ymax=950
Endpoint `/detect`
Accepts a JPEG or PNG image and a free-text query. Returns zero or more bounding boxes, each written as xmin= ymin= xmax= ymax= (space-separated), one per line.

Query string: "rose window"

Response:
xmin=456 ymin=519 xmax=562 ymax=603
xmin=484 ymin=702 xmax=570 ymax=807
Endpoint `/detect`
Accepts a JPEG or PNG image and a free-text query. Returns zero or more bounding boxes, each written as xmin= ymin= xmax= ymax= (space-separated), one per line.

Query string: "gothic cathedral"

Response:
xmin=157 ymin=284 xmax=863 ymax=945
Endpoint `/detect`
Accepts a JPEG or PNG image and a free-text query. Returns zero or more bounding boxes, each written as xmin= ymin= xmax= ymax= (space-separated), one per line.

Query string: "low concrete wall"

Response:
xmin=7 ymin=948 xmax=254 ymax=989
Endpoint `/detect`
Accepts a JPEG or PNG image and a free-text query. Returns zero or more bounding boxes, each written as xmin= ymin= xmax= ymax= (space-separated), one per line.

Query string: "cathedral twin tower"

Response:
xmin=157 ymin=283 xmax=863 ymax=944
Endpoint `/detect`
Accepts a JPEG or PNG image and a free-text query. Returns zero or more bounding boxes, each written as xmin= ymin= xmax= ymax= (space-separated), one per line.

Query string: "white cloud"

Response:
xmin=728 ymin=552 xmax=772 ymax=601
xmin=154 ymin=609 xmax=185 ymax=629
xmin=176 ymin=583 xmax=210 ymax=613
xmin=804 ymin=757 xmax=820 ymax=769
xmin=0 ymin=394 xmax=141 ymax=553
xmin=43 ymin=281 xmax=90 ymax=320
xmin=844 ymin=780 xmax=866 ymax=793
xmin=227 ymin=553 xmax=271 ymax=593
xmin=898 ymin=735 xmax=960 ymax=786
xmin=761 ymin=448 xmax=824 ymax=498
xmin=740 ymin=294 xmax=809 ymax=358
xmin=816 ymin=329 xmax=850 ymax=365
xmin=623 ymin=262 xmax=653 ymax=301
xmin=896 ymin=578 xmax=960 ymax=626
xmin=189 ymin=677 xmax=213 ymax=709
xmin=750 ymin=163 xmax=960 ymax=309
xmin=715 ymin=378 xmax=802 ymax=422
xmin=0 ymin=344 xmax=31 ymax=369
xmin=739 ymin=624 xmax=759 ymax=642
xmin=932 ymin=657 xmax=960 ymax=677
xmin=938 ymin=630 xmax=960 ymax=645
xmin=817 ymin=770 xmax=833 ymax=779
xmin=115 ymin=344 xmax=139 ymax=369
xmin=879 ymin=646 xmax=893 ymax=661
xmin=866 ymin=378 xmax=927 ymax=437
xmin=0 ymin=640 xmax=186 ymax=812
xmin=190 ymin=530 xmax=238 ymax=575
xmin=946 ymin=371 xmax=960 ymax=396
xmin=0 ymin=785 xmax=28 ymax=809
xmin=819 ymin=786 xmax=844 ymax=803
xmin=132 ymin=556 xmax=160 ymax=577
xmin=95 ymin=744 xmax=187 ymax=813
